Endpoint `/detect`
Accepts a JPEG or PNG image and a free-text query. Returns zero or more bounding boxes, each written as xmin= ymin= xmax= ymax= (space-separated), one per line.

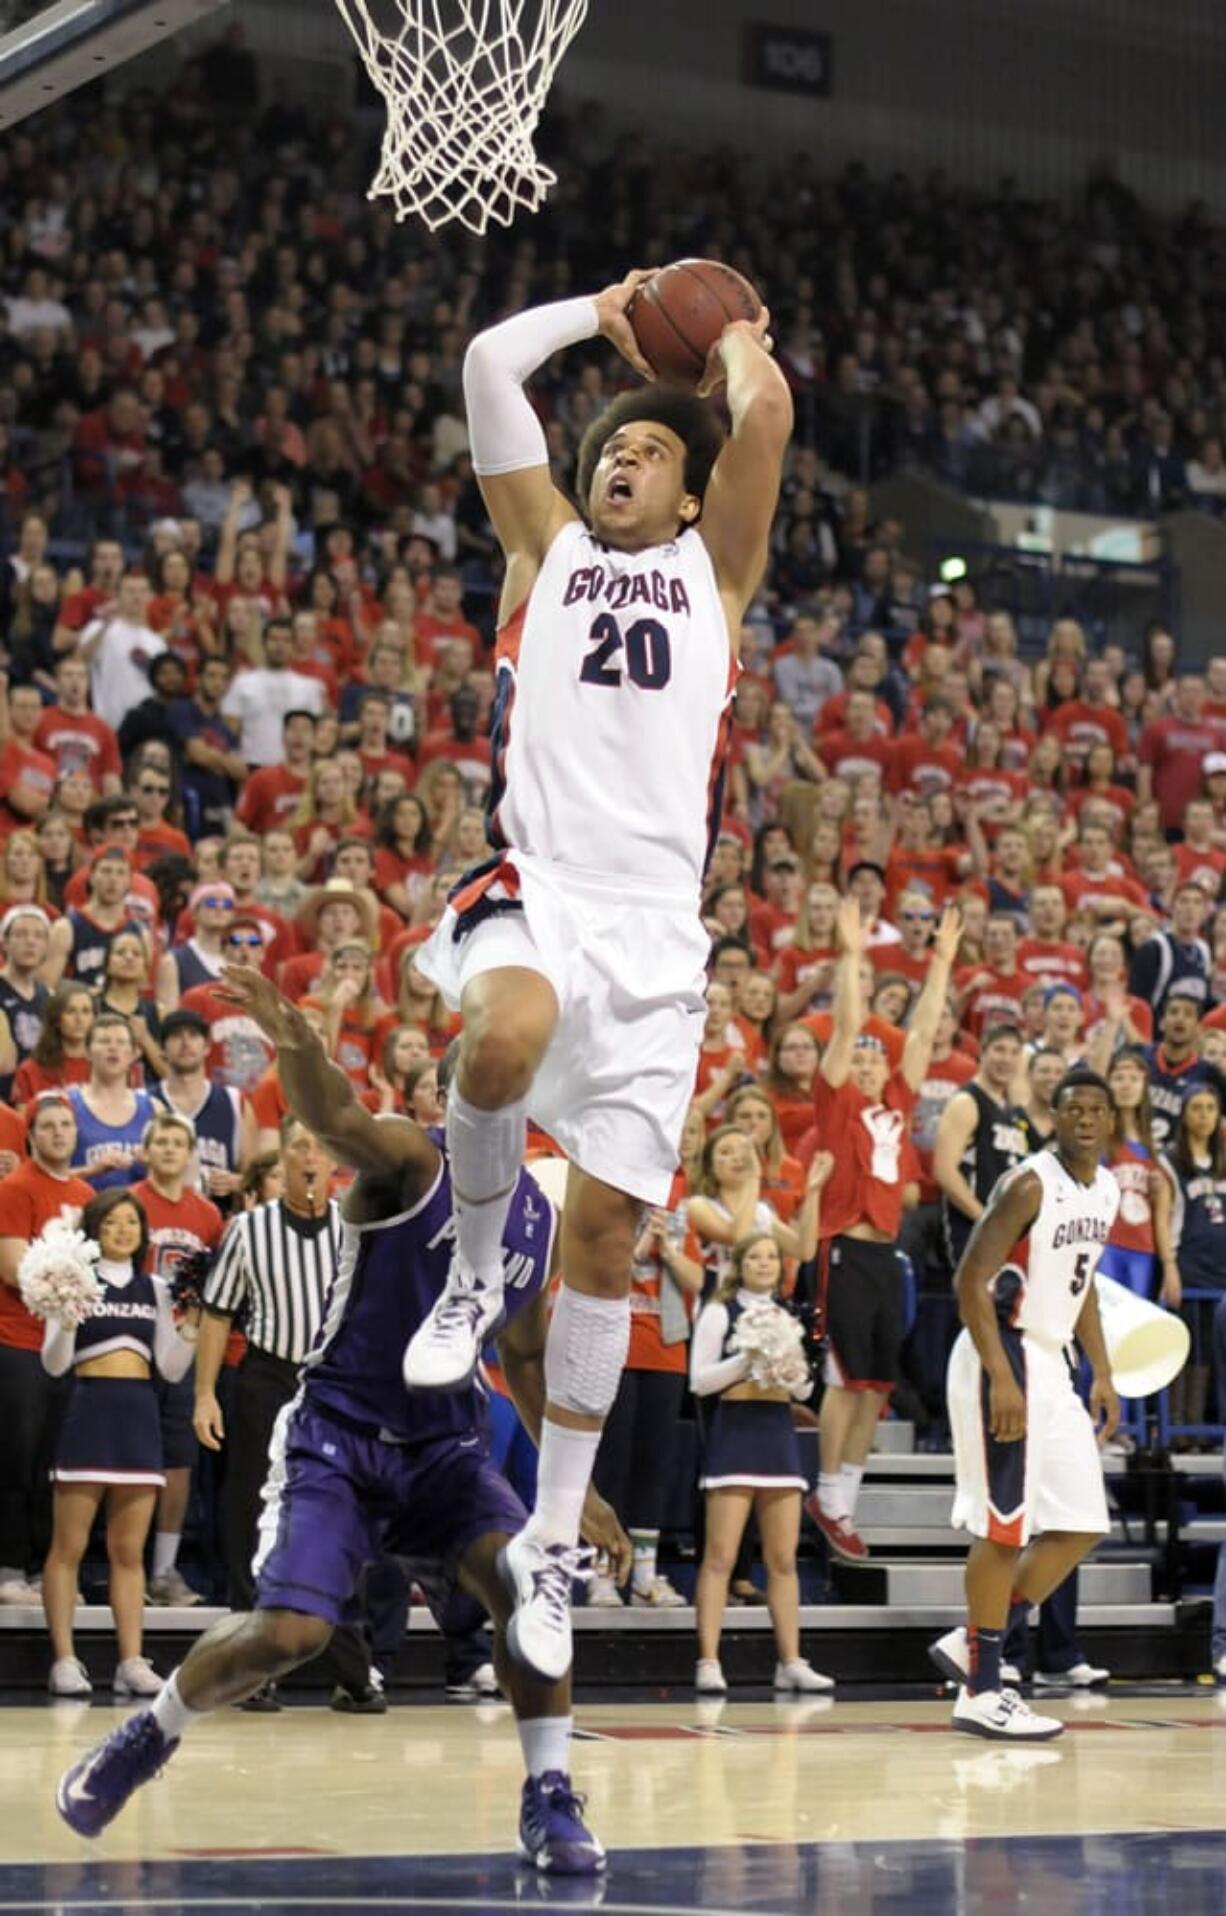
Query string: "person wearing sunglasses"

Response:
xmin=128 ymin=760 xmax=191 ymax=866
xmin=155 ymin=882 xmax=239 ymax=1013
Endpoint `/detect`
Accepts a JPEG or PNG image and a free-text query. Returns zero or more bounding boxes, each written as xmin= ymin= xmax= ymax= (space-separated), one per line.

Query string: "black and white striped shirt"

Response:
xmin=203 ymin=1199 xmax=343 ymax=1364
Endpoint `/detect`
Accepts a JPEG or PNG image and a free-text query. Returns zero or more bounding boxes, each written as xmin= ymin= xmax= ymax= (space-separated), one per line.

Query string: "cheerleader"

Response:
xmin=690 ymin=1163 xmax=835 ymax=1697
xmin=36 ymin=1190 xmax=196 ymax=1698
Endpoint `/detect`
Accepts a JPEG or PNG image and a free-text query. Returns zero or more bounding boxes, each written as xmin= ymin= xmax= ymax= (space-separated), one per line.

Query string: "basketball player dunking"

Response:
xmin=55 ymin=969 xmax=628 ymax=1874
xmin=933 ymin=1067 xmax=1121 ymax=1740
xmin=403 ymin=273 xmax=792 ymax=1680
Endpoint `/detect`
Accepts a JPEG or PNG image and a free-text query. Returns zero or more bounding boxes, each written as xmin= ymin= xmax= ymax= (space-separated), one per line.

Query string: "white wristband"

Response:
xmin=464 ymin=297 xmax=600 ymax=477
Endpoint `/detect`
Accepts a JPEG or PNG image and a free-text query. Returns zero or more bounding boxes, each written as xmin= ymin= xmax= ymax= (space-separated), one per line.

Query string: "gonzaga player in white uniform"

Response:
xmin=934 ymin=1068 xmax=1121 ymax=1740
xmin=406 ymin=271 xmax=793 ymax=1682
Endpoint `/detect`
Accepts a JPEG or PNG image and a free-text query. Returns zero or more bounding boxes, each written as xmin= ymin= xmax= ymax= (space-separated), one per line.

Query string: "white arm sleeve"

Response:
xmin=464 ymin=297 xmax=600 ymax=477
xmin=152 ymin=1277 xmax=196 ymax=1384
xmin=41 ymin=1315 xmax=76 ymax=1377
xmin=689 ymin=1302 xmax=752 ymax=1398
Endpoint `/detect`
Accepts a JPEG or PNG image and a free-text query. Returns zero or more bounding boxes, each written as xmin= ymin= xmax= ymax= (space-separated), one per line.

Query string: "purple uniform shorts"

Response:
xmin=253 ymin=1396 xmax=527 ymax=1627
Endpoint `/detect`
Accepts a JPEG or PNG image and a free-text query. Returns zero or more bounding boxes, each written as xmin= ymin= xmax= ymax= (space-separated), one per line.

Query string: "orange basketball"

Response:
xmin=629 ymin=259 xmax=763 ymax=386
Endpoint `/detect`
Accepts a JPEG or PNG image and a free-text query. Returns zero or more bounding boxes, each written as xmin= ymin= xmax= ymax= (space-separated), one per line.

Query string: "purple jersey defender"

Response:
xmin=250 ymin=1140 xmax=556 ymax=1629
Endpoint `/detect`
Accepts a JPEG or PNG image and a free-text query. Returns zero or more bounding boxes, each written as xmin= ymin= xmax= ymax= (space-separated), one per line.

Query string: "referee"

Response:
xmin=193 ymin=1116 xmax=341 ymax=1619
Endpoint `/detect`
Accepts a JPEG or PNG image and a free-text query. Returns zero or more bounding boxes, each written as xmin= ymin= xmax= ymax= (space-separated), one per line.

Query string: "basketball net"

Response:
xmin=335 ymin=0 xmax=589 ymax=235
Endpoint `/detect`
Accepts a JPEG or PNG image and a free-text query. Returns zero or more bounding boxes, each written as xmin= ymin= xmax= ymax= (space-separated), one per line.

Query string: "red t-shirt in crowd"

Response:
xmin=809 ymin=1070 xmax=918 ymax=1240
xmin=33 ymin=707 xmax=122 ymax=789
xmin=883 ymin=846 xmax=965 ymax=914
xmin=814 ymin=693 xmax=894 ymax=737
xmin=0 ymin=1159 xmax=94 ymax=1350
xmin=1016 ymin=937 xmax=1089 ymax=990
xmin=1059 ymin=868 xmax=1149 ymax=916
xmin=178 ymin=982 xmax=277 ymax=1092
xmin=956 ymin=965 xmax=1031 ymax=1039
xmin=888 ymin=736 xmax=962 ymax=798
xmin=1046 ymin=700 xmax=1129 ymax=769
xmin=1173 ymin=841 xmax=1226 ymax=894
xmin=816 ymin=729 xmax=895 ymax=784
xmin=774 ymin=942 xmax=836 ymax=1004
xmin=133 ymin=1178 xmax=224 ymax=1279
xmin=1138 ymin=715 xmax=1226 ymax=831
xmin=12 ymin=1054 xmax=91 ymax=1109
xmin=236 ymin=765 xmax=309 ymax=834
xmin=1066 ymin=784 xmax=1136 ymax=838
xmin=0 ymin=738 xmax=57 ymax=832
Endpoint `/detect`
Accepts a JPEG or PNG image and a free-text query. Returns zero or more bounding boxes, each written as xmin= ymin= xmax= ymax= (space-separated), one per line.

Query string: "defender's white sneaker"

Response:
xmin=695 ymin=1659 xmax=727 ymax=1694
xmin=774 ymin=1658 xmax=835 ymax=1694
xmin=952 ymin=1685 xmax=1064 ymax=1741
xmin=498 ymin=1531 xmax=589 ymax=1682
xmin=403 ymin=1254 xmax=505 ymax=1392
xmin=1034 ymin=1660 xmax=1109 ymax=1689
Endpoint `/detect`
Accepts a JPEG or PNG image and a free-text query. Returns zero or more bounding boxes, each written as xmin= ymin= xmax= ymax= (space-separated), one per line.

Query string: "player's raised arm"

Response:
xmin=953 ymin=1167 xmax=1044 ymax=1442
xmin=216 ymin=967 xmax=439 ymax=1185
xmin=464 ymin=272 xmax=653 ymax=568
xmin=820 ymin=898 xmax=868 ymax=1088
xmin=698 ymin=315 xmax=794 ymax=624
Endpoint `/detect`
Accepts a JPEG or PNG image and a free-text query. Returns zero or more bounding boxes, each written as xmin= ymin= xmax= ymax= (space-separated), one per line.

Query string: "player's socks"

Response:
xmin=817 ymin=1472 xmax=846 ymax=1519
xmin=966 ymin=1626 xmax=1004 ymax=1697
xmin=839 ymin=1463 xmax=864 ymax=1519
xmin=446 ymin=1088 xmax=529 ymax=1285
xmin=527 ymin=1418 xmax=602 ymax=1547
xmin=630 ymin=1529 xmax=660 ymax=1593
xmin=151 ymin=1531 xmax=181 ymax=1580
xmin=517 ymin=1714 xmax=574 ymax=1778
xmin=151 ymin=1671 xmax=204 ymax=1740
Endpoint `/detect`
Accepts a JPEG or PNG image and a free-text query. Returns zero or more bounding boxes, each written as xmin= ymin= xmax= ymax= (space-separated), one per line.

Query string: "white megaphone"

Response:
xmin=1095 ymin=1273 xmax=1191 ymax=1397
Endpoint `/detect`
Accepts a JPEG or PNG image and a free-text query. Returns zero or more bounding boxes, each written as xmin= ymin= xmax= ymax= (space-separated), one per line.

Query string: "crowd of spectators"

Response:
xmin=0 ymin=51 xmax=1226 ymax=1628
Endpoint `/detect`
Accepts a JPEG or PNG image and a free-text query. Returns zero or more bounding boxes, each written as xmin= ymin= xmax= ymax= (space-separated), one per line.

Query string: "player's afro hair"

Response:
xmin=576 ymin=386 xmax=726 ymax=519
xmin=1052 ymin=1066 xmax=1115 ymax=1110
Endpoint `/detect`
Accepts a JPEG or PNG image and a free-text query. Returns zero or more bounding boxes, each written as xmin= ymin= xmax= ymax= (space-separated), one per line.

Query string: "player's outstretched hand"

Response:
xmin=594 ymin=269 xmax=655 ymax=380
xmin=1089 ymin=1372 xmax=1120 ymax=1444
xmin=988 ymin=1368 xmax=1026 ymax=1444
xmin=217 ymin=964 xmax=315 ymax=1049
xmin=580 ymin=1486 xmax=633 ymax=1586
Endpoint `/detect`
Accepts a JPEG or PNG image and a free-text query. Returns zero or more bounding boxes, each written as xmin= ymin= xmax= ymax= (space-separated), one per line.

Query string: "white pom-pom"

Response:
xmin=730 ymin=1297 xmax=812 ymax=1396
xmin=18 ymin=1219 xmax=102 ymax=1328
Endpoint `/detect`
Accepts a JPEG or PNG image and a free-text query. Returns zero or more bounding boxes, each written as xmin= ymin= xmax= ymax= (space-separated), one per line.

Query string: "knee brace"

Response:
xmin=544 ymin=1284 xmax=631 ymax=1421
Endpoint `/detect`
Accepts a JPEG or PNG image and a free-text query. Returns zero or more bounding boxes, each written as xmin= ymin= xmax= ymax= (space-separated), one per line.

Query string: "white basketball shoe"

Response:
xmin=403 ymin=1252 xmax=505 ymax=1392
xmin=952 ymin=1686 xmax=1064 ymax=1741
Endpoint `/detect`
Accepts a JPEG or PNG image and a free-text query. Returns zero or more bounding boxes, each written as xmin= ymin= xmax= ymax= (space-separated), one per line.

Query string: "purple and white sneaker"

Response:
xmin=518 ymin=1770 xmax=606 ymax=1875
xmin=56 ymin=1710 xmax=179 ymax=1838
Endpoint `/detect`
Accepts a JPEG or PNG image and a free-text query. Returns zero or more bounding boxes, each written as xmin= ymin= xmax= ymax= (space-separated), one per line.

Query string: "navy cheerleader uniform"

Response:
xmin=690 ymin=1290 xmax=807 ymax=1491
xmin=41 ymin=1259 xmax=195 ymax=1487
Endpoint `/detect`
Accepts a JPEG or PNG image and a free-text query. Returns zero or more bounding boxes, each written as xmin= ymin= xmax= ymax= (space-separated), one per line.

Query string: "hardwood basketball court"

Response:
xmin=3 ymin=1687 xmax=1226 ymax=1912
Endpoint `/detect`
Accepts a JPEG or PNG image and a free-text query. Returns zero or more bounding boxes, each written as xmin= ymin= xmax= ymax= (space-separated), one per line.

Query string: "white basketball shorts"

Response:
xmin=947 ymin=1326 xmax=1109 ymax=1547
xmin=415 ymin=849 xmax=708 ymax=1205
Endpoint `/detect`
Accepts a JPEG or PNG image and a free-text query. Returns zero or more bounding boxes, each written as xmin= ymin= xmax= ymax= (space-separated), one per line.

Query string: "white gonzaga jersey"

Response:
xmin=488 ymin=521 xmax=736 ymax=892
xmin=993 ymin=1149 xmax=1120 ymax=1349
